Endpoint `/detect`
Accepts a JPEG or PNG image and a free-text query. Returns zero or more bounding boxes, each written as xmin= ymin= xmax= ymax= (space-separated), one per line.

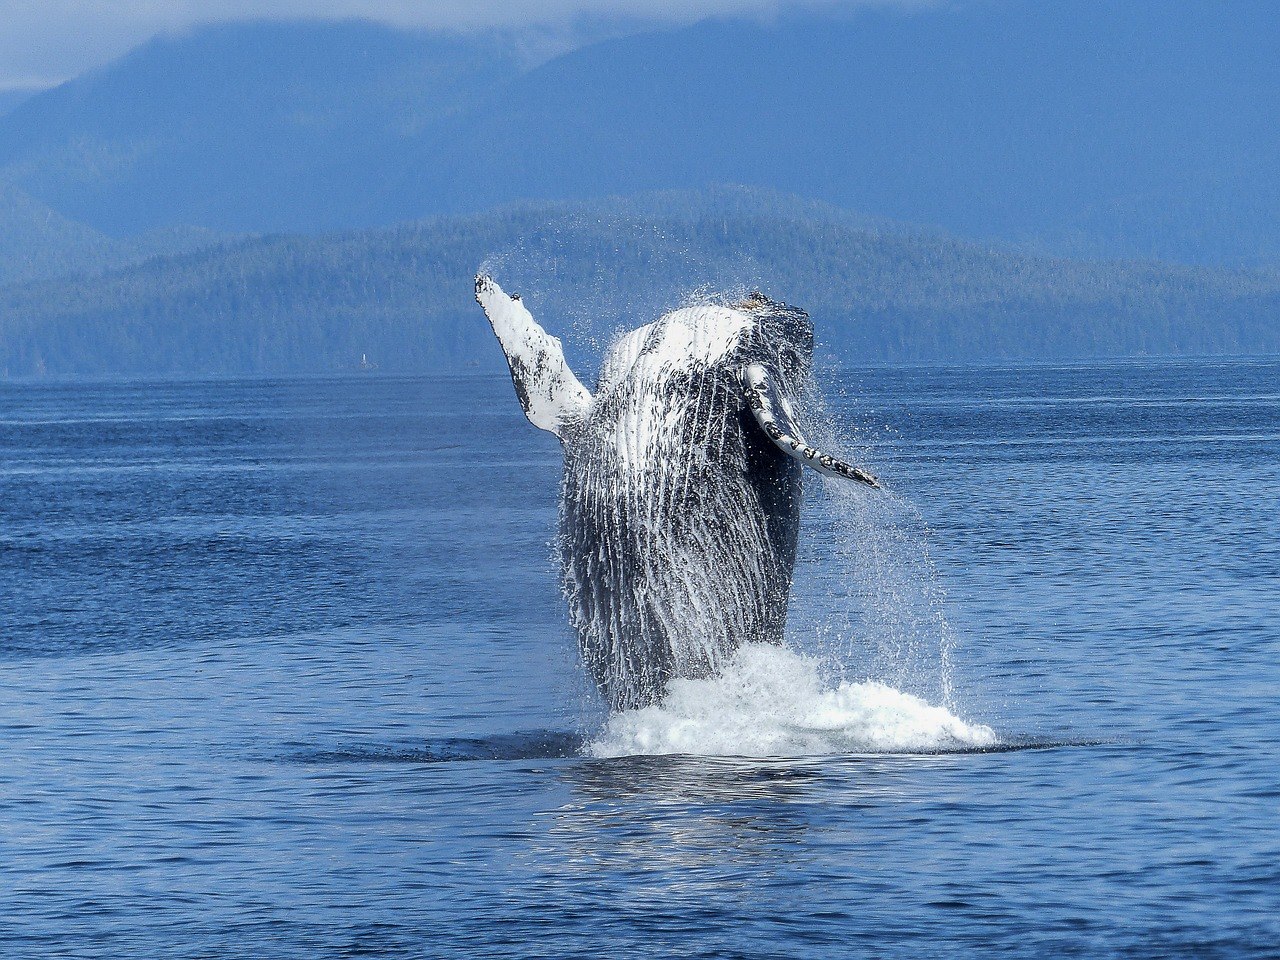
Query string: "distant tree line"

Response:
xmin=2 ymin=188 xmax=1279 ymax=378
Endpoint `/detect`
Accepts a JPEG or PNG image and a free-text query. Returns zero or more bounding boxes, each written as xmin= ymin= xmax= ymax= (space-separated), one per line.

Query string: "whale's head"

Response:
xmin=732 ymin=292 xmax=814 ymax=391
xmin=474 ymin=274 xmax=879 ymax=487
xmin=732 ymin=293 xmax=880 ymax=489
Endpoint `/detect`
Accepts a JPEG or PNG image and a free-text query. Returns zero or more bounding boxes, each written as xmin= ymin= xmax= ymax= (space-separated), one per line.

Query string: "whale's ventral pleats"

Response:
xmin=475 ymin=274 xmax=880 ymax=711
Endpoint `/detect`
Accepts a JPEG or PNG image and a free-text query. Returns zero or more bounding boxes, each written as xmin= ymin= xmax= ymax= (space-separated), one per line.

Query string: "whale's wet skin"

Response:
xmin=477 ymin=277 xmax=894 ymax=715
xmin=558 ymin=299 xmax=811 ymax=710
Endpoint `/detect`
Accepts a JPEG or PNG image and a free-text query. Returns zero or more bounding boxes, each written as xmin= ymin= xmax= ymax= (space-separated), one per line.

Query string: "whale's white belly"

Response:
xmin=595 ymin=306 xmax=751 ymax=477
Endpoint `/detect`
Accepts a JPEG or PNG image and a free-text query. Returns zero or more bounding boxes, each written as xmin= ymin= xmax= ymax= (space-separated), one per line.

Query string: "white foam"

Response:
xmin=587 ymin=644 xmax=997 ymax=758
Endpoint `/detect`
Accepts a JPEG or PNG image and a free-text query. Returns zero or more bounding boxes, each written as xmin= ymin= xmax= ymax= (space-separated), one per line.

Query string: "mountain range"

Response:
xmin=4 ymin=189 xmax=1278 ymax=379
xmin=2 ymin=3 xmax=1279 ymax=378
xmin=1 ymin=2 xmax=1279 ymax=265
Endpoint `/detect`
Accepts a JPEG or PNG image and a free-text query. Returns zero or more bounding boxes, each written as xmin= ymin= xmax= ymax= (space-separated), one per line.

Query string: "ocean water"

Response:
xmin=1 ymin=359 xmax=1277 ymax=958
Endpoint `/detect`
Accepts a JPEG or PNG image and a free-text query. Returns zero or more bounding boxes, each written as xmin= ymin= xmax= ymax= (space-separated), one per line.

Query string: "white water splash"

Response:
xmin=800 ymin=479 xmax=961 ymax=707
xmin=472 ymin=256 xmax=985 ymax=740
xmin=588 ymin=643 xmax=997 ymax=758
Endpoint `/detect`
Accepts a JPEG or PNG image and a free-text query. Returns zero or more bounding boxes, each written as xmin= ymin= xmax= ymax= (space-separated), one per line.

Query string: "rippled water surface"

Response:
xmin=2 ymin=360 xmax=1278 ymax=958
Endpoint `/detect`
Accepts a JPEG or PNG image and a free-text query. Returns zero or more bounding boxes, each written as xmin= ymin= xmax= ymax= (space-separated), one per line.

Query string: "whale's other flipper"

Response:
xmin=741 ymin=363 xmax=880 ymax=488
xmin=475 ymin=275 xmax=593 ymax=439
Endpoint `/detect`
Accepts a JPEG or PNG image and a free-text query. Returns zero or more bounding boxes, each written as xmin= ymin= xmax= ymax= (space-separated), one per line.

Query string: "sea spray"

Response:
xmin=579 ymin=349 xmax=988 ymax=756
xmin=801 ymin=480 xmax=960 ymax=707
xmin=789 ymin=367 xmax=962 ymax=709
xmin=588 ymin=644 xmax=995 ymax=758
xmin=475 ymin=259 xmax=985 ymax=740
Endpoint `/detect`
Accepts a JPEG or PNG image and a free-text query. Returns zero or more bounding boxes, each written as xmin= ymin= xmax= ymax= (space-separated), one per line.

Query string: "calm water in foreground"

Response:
xmin=1 ymin=359 xmax=1278 ymax=958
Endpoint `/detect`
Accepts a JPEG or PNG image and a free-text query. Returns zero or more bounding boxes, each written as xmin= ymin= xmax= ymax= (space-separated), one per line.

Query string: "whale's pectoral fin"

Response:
xmin=475 ymin=275 xmax=593 ymax=438
xmin=741 ymin=363 xmax=881 ymax=489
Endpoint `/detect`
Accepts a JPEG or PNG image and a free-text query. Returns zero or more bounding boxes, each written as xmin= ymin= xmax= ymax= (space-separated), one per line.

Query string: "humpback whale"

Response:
xmin=476 ymin=275 xmax=879 ymax=711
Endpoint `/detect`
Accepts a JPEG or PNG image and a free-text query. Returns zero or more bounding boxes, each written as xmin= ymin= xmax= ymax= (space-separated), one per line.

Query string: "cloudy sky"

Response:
xmin=0 ymin=0 xmax=919 ymax=90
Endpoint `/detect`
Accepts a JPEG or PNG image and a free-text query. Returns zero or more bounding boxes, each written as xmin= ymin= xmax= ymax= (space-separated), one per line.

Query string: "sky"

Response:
xmin=0 ymin=0 xmax=923 ymax=90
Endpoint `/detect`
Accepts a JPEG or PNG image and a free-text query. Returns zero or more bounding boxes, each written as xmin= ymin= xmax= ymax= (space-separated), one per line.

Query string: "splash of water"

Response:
xmin=784 ymin=363 xmax=962 ymax=709
xmin=588 ymin=644 xmax=995 ymax=758
xmin=576 ymin=349 xmax=990 ymax=756
xmin=799 ymin=479 xmax=960 ymax=707
xmin=475 ymin=244 xmax=985 ymax=749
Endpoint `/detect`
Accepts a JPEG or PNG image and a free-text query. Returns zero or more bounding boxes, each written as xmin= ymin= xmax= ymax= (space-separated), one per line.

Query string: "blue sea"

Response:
xmin=2 ymin=359 xmax=1277 ymax=958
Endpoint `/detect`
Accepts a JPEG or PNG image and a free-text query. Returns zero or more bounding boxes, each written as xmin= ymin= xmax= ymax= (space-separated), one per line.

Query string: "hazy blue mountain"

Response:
xmin=1 ymin=3 xmax=1278 ymax=264
xmin=0 ymin=87 xmax=42 ymax=118
xmin=0 ymin=183 xmax=118 ymax=284
xmin=0 ymin=181 xmax=230 ymax=286
xmin=4 ymin=189 xmax=1278 ymax=379
xmin=407 ymin=0 xmax=1280 ymax=265
xmin=0 ymin=20 xmax=527 ymax=234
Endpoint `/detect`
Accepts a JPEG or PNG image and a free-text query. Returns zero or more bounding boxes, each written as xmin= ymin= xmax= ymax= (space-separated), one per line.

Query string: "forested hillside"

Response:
xmin=4 ymin=190 xmax=1278 ymax=378
xmin=0 ymin=182 xmax=227 ymax=287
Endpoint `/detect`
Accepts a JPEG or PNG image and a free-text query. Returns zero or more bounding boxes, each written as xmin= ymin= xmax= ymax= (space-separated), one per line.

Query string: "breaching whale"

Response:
xmin=476 ymin=275 xmax=879 ymax=711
